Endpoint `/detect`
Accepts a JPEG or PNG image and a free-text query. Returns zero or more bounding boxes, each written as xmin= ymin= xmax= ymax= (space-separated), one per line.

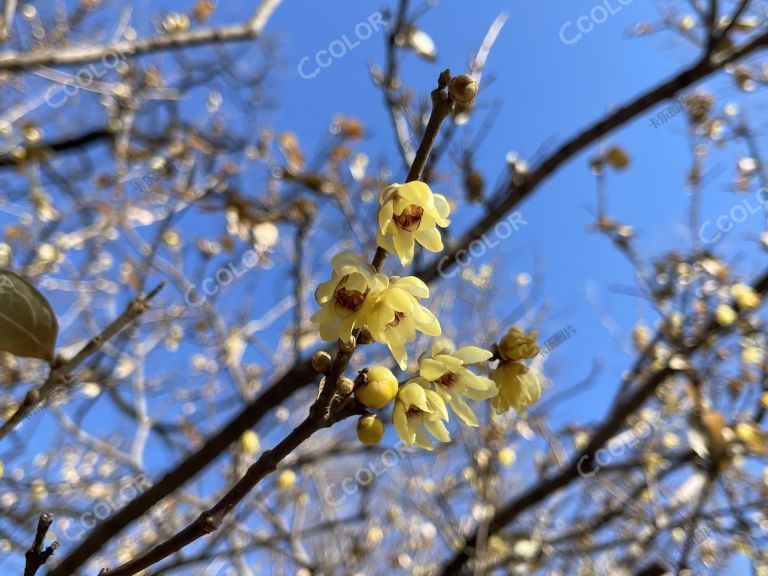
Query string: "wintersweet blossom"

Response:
xmin=312 ymin=252 xmax=388 ymax=342
xmin=366 ymin=276 xmax=441 ymax=369
xmin=392 ymin=380 xmax=450 ymax=450
xmin=491 ymin=361 xmax=541 ymax=415
xmin=377 ymin=181 xmax=450 ymax=266
xmin=419 ymin=339 xmax=497 ymax=426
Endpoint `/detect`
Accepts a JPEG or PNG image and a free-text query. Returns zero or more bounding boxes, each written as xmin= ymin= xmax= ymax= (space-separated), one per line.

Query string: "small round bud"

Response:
xmin=312 ymin=351 xmax=332 ymax=374
xmin=276 ymin=469 xmax=296 ymax=490
xmin=357 ymin=414 xmax=385 ymax=446
xmin=240 ymin=430 xmax=260 ymax=456
xmin=338 ymin=376 xmax=355 ymax=395
xmin=448 ymin=74 xmax=478 ymax=105
xmin=355 ymin=366 xmax=398 ymax=409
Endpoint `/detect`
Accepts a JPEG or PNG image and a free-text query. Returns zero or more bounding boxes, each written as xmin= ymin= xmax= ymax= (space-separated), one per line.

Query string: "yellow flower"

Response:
xmin=365 ymin=276 xmax=441 ymax=369
xmin=357 ymin=414 xmax=385 ymax=445
xmin=498 ymin=327 xmax=539 ymax=361
xmin=377 ymin=181 xmax=450 ymax=266
xmin=276 ymin=469 xmax=296 ymax=490
xmin=392 ymin=380 xmax=450 ymax=450
xmin=355 ymin=365 xmax=399 ymax=409
xmin=714 ymin=304 xmax=737 ymax=326
xmin=240 ymin=430 xmax=260 ymax=456
xmin=419 ymin=339 xmax=497 ymax=426
xmin=312 ymin=252 xmax=388 ymax=342
xmin=732 ymin=282 xmax=761 ymax=310
xmin=491 ymin=361 xmax=541 ymax=415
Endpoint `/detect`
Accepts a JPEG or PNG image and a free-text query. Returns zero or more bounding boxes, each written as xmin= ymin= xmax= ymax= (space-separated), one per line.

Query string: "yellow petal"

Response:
xmin=393 ymin=230 xmax=415 ymax=266
xmin=397 ymin=181 xmax=432 ymax=204
xmin=415 ymin=227 xmax=443 ymax=252
xmin=393 ymin=402 xmax=412 ymax=445
xmin=378 ymin=201 xmax=394 ymax=232
xmin=425 ymin=418 xmax=451 ymax=442
xmin=420 ymin=358 xmax=450 ymax=381
xmin=433 ymin=193 xmax=451 ymax=220
xmin=450 ymin=397 xmax=478 ymax=427
xmin=394 ymin=276 xmax=429 ymax=298
xmin=453 ymin=346 xmax=493 ymax=365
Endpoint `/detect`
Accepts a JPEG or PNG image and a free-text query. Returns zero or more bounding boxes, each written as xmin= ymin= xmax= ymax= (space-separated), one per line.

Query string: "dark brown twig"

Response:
xmin=23 ymin=514 xmax=58 ymax=576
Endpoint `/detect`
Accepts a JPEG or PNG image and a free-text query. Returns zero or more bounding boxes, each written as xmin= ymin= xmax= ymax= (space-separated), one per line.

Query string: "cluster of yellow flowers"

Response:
xmin=312 ymin=181 xmax=542 ymax=450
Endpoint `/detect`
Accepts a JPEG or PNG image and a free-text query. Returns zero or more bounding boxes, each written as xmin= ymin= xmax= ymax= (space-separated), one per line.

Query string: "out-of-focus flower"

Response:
xmin=715 ymin=304 xmax=737 ymax=326
xmin=377 ymin=181 xmax=450 ymax=266
xmin=312 ymin=252 xmax=388 ymax=342
xmin=731 ymin=282 xmax=761 ymax=310
xmin=276 ymin=469 xmax=296 ymax=490
xmin=357 ymin=414 xmax=385 ymax=445
xmin=355 ymin=366 xmax=399 ymax=409
xmin=491 ymin=361 xmax=541 ymax=415
xmin=240 ymin=430 xmax=260 ymax=456
xmin=418 ymin=339 xmax=496 ymax=426
xmin=498 ymin=328 xmax=540 ymax=362
xmin=366 ymin=276 xmax=441 ymax=369
xmin=392 ymin=381 xmax=450 ymax=450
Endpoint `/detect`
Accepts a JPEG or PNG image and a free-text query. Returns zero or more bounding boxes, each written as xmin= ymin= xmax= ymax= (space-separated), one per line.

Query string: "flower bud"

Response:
xmin=239 ymin=430 xmax=260 ymax=456
xmin=338 ymin=376 xmax=355 ymax=395
xmin=498 ymin=328 xmax=540 ymax=361
xmin=448 ymin=74 xmax=478 ymax=105
xmin=355 ymin=366 xmax=398 ymax=409
xmin=312 ymin=351 xmax=332 ymax=374
xmin=357 ymin=414 xmax=385 ymax=445
xmin=276 ymin=469 xmax=296 ymax=490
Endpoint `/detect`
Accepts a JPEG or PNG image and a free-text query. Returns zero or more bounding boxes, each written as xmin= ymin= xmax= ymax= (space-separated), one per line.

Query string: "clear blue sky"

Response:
xmin=3 ymin=1 xmax=765 ymax=573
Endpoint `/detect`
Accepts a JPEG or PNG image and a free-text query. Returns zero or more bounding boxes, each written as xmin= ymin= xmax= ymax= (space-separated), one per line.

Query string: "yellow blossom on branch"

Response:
xmin=418 ymin=339 xmax=497 ymax=426
xmin=731 ymin=282 xmax=761 ymax=310
xmin=365 ymin=276 xmax=441 ymax=369
xmin=392 ymin=380 xmax=450 ymax=450
xmin=491 ymin=361 xmax=541 ymax=415
xmin=311 ymin=252 xmax=388 ymax=342
xmin=377 ymin=181 xmax=450 ymax=266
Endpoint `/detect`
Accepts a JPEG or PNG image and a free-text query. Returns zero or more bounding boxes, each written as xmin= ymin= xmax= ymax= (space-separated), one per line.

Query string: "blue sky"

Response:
xmin=2 ymin=1 xmax=766 ymax=573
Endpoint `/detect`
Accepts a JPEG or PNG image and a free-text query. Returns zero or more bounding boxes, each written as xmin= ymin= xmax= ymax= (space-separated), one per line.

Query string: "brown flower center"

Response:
xmin=436 ymin=372 xmax=458 ymax=388
xmin=388 ymin=310 xmax=406 ymax=327
xmin=333 ymin=275 xmax=369 ymax=312
xmin=406 ymin=406 xmax=423 ymax=417
xmin=393 ymin=204 xmax=424 ymax=232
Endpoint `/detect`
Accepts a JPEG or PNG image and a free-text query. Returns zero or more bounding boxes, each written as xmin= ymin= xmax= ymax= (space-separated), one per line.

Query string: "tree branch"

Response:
xmin=23 ymin=514 xmax=58 ymax=576
xmin=0 ymin=282 xmax=165 ymax=442
xmin=0 ymin=0 xmax=281 ymax=73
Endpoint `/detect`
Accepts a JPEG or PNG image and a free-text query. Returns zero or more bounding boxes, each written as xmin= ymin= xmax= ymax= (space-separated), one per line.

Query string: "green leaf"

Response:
xmin=0 ymin=269 xmax=58 ymax=362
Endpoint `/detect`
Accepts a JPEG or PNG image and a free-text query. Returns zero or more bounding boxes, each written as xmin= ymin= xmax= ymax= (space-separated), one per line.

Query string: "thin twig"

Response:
xmin=0 ymin=282 xmax=165 ymax=442
xmin=0 ymin=0 xmax=282 ymax=72
xmin=23 ymin=513 xmax=58 ymax=576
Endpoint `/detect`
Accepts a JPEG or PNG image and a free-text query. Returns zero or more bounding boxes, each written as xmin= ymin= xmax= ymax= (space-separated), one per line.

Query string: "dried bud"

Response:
xmin=448 ymin=74 xmax=478 ymax=105
xmin=357 ymin=414 xmax=385 ymax=446
xmin=312 ymin=351 xmax=332 ymax=374
xmin=338 ymin=376 xmax=355 ymax=395
xmin=355 ymin=366 xmax=398 ymax=409
xmin=498 ymin=328 xmax=540 ymax=362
